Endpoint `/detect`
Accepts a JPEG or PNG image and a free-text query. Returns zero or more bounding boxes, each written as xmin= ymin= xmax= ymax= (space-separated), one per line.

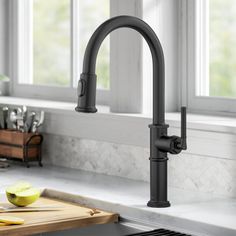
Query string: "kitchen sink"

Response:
xmin=36 ymin=220 xmax=149 ymax=236
xmin=36 ymin=219 xmax=194 ymax=236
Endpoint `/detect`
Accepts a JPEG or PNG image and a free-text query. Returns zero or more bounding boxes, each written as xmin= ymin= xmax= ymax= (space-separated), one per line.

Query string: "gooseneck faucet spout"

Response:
xmin=76 ymin=15 xmax=187 ymax=207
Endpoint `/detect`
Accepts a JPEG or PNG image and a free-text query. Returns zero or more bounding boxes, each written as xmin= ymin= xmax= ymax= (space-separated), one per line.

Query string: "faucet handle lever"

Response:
xmin=178 ymin=106 xmax=187 ymax=150
xmin=155 ymin=107 xmax=187 ymax=154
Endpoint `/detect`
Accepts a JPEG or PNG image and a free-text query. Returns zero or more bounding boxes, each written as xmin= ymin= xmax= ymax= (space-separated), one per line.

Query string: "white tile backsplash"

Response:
xmin=43 ymin=133 xmax=236 ymax=198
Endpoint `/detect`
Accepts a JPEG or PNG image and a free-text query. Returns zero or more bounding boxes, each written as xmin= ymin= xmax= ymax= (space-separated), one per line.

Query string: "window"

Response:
xmin=9 ymin=0 xmax=177 ymax=113
xmin=186 ymin=0 xmax=236 ymax=113
xmin=208 ymin=0 xmax=236 ymax=98
xmin=32 ymin=0 xmax=71 ymax=87
xmin=9 ymin=0 xmax=144 ymax=112
xmin=7 ymin=0 xmax=236 ymax=117
xmin=10 ymin=0 xmax=109 ymax=102
xmin=78 ymin=1 xmax=110 ymax=89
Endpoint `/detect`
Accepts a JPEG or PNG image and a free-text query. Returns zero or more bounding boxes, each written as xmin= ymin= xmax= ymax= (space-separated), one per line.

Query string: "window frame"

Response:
xmin=8 ymin=0 xmax=179 ymax=114
xmin=181 ymin=0 xmax=236 ymax=114
xmin=8 ymin=0 xmax=110 ymax=104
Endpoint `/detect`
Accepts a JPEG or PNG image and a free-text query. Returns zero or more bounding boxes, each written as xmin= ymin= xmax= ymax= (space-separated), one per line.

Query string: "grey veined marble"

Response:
xmin=42 ymin=133 xmax=236 ymax=198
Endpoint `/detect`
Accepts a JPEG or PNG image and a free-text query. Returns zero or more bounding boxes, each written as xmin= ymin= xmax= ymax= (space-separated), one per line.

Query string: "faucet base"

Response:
xmin=75 ymin=107 xmax=97 ymax=113
xmin=147 ymin=200 xmax=170 ymax=208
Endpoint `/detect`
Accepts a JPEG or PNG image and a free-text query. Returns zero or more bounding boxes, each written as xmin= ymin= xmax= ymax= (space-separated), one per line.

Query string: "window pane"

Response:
xmin=209 ymin=0 xmax=236 ymax=98
xmin=20 ymin=0 xmax=110 ymax=90
xmin=78 ymin=0 xmax=110 ymax=89
xmin=33 ymin=0 xmax=70 ymax=86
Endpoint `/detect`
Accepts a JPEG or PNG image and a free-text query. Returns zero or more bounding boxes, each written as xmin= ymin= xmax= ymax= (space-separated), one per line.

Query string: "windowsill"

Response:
xmin=1 ymin=96 xmax=236 ymax=160
xmin=1 ymin=96 xmax=236 ymax=134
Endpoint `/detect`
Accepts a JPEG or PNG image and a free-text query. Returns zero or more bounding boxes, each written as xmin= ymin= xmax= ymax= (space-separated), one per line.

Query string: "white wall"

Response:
xmin=0 ymin=0 xmax=7 ymax=75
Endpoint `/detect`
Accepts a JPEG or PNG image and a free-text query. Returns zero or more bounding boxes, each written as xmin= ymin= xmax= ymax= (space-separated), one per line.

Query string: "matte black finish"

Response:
xmin=75 ymin=15 xmax=187 ymax=207
xmin=75 ymin=73 xmax=97 ymax=113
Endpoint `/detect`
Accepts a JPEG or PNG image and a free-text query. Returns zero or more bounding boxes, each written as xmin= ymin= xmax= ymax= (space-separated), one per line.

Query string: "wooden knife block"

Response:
xmin=0 ymin=129 xmax=43 ymax=167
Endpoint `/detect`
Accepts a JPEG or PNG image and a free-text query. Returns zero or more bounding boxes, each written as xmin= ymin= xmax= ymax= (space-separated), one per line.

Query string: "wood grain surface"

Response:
xmin=0 ymin=196 xmax=118 ymax=236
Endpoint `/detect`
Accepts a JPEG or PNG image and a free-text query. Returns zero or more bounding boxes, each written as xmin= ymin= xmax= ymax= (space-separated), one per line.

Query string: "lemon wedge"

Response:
xmin=0 ymin=216 xmax=24 ymax=225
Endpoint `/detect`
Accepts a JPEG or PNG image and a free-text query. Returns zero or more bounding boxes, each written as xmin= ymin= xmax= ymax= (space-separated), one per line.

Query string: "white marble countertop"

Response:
xmin=0 ymin=165 xmax=236 ymax=236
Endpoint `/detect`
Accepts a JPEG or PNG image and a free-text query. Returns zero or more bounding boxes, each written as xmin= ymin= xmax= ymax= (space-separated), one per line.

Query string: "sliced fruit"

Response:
xmin=0 ymin=216 xmax=24 ymax=225
xmin=6 ymin=182 xmax=40 ymax=207
xmin=0 ymin=222 xmax=9 ymax=226
xmin=6 ymin=182 xmax=32 ymax=195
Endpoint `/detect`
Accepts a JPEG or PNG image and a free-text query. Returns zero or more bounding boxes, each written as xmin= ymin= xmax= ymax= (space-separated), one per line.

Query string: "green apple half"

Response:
xmin=6 ymin=182 xmax=40 ymax=207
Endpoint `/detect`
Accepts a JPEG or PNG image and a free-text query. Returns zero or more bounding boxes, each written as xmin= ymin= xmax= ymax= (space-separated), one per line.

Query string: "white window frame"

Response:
xmin=7 ymin=0 xmax=144 ymax=112
xmin=7 ymin=0 xmax=181 ymax=114
xmin=8 ymin=0 xmax=110 ymax=104
xmin=181 ymin=0 xmax=236 ymax=114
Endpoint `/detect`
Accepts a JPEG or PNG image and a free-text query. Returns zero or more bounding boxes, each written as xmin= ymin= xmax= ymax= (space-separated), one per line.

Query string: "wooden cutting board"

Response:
xmin=0 ymin=196 xmax=118 ymax=236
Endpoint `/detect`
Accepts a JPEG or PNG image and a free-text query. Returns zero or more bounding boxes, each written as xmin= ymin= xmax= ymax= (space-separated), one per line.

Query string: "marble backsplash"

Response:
xmin=43 ymin=133 xmax=236 ymax=199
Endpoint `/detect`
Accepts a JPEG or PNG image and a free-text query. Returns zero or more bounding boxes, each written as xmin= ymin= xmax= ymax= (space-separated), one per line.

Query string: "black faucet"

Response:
xmin=75 ymin=15 xmax=187 ymax=208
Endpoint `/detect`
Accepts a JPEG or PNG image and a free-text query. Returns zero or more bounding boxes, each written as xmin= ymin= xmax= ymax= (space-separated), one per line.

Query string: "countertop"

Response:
xmin=0 ymin=165 xmax=236 ymax=236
